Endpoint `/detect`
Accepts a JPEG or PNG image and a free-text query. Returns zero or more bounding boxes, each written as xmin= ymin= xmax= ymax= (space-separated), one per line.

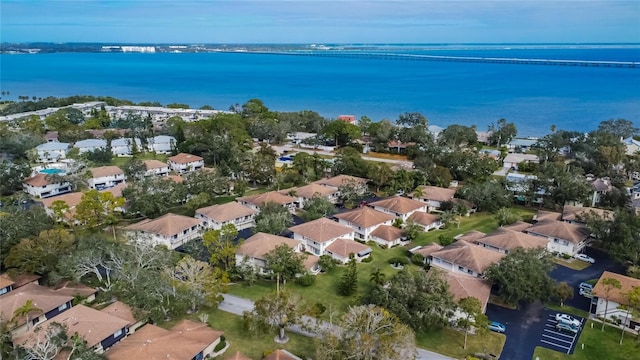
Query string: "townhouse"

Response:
xmin=235 ymin=233 xmax=320 ymax=274
xmin=237 ymin=191 xmax=297 ymax=213
xmin=334 ymin=206 xmax=395 ymax=242
xmin=473 ymin=228 xmax=548 ymax=254
xmin=525 ymin=219 xmax=592 ymax=256
xmin=22 ymin=173 xmax=72 ymax=198
xmin=285 ymin=182 xmax=339 ymax=208
xmin=407 ymin=211 xmax=442 ymax=231
xmin=88 ymin=166 xmax=126 ymax=190
xmin=143 ymin=159 xmax=170 ymax=177
xmin=368 ymin=195 xmax=428 ymax=222
xmin=40 ymin=183 xmax=127 ymax=223
xmin=409 ymin=185 xmax=456 ymax=212
xmin=314 ymin=174 xmax=368 ymax=197
xmin=111 ymin=138 xmax=143 ymax=157
xmin=147 ymin=135 xmax=176 ymax=154
xmin=288 ymin=217 xmax=355 ymax=257
xmin=74 ymin=138 xmax=108 ymax=154
xmin=196 ymin=202 xmax=257 ymax=231
xmin=35 ymin=142 xmax=71 ymax=163
xmin=591 ymin=271 xmax=640 ymax=329
xmin=369 ymin=225 xmax=406 ymax=247
xmin=429 ymin=240 xmax=505 ymax=278
xmin=168 ymin=152 xmax=204 ymax=173
xmin=124 ymin=213 xmax=204 ymax=250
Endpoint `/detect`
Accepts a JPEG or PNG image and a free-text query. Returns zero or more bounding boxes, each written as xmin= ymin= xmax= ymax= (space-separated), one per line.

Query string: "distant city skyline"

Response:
xmin=2 ymin=0 xmax=639 ymax=44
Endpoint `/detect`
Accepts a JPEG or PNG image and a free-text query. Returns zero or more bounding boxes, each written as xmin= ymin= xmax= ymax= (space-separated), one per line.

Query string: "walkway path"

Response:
xmin=219 ymin=293 xmax=455 ymax=360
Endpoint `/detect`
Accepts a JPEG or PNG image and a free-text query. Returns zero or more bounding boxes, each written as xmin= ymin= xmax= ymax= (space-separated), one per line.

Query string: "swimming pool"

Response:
xmin=39 ymin=168 xmax=64 ymax=175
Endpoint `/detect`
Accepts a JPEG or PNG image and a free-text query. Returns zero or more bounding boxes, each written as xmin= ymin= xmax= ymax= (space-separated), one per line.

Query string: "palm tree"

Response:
xmin=369 ymin=268 xmax=386 ymax=286
xmin=11 ymin=299 xmax=44 ymax=330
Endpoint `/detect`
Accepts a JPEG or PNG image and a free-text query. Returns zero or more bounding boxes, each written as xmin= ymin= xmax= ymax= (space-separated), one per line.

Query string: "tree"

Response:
xmin=457 ymin=297 xmax=489 ymax=350
xmin=598 ymin=119 xmax=638 ymax=139
xmin=332 ymin=147 xmax=368 ymax=178
xmin=0 ymin=205 xmax=54 ymax=266
xmin=338 ymin=258 xmax=358 ymax=296
xmin=244 ymin=144 xmax=277 ymax=186
xmin=74 ymin=190 xmax=125 ymax=228
xmin=620 ymin=286 xmax=640 ymax=344
xmin=585 ymin=209 xmax=640 ymax=266
xmin=203 ymin=224 xmax=239 ymax=272
xmin=494 ymin=207 xmax=521 ymax=226
xmin=84 ymin=147 xmax=112 ymax=165
xmin=318 ymin=254 xmax=337 ymax=273
xmin=315 ymin=304 xmax=416 ymax=360
xmin=369 ymin=267 xmax=386 ymax=286
xmin=438 ymin=124 xmax=478 ymax=149
xmin=243 ymin=290 xmax=308 ymax=343
xmin=458 ymin=180 xmax=511 ymax=212
xmin=599 ymin=277 xmax=622 ymax=331
xmin=322 ymin=120 xmax=361 ymax=146
xmin=5 ymin=229 xmax=75 ymax=276
xmin=164 ymin=255 xmax=223 ymax=312
xmin=485 ymin=248 xmax=556 ymax=305
xmin=337 ymin=178 xmax=367 ymax=208
xmin=488 ymin=118 xmax=517 ymax=148
xmin=121 ymin=158 xmax=147 ymax=181
xmin=184 ymin=168 xmax=230 ymax=196
xmin=264 ymin=243 xmax=307 ymax=290
xmin=122 ymin=177 xmax=187 ymax=218
xmin=0 ymin=161 xmax=31 ymax=196
xmin=555 ymin=282 xmax=574 ymax=307
xmin=254 ymin=202 xmax=293 ymax=235
xmin=56 ymin=235 xmax=118 ymax=292
xmin=368 ymin=162 xmax=394 ymax=193
xmin=301 ymin=195 xmax=337 ymax=221
xmin=11 ymin=299 xmax=43 ymax=330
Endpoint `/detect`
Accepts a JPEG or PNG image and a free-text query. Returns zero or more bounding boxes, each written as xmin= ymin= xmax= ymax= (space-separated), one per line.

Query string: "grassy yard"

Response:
xmin=417 ymin=328 xmax=506 ymax=359
xmin=365 ymin=152 xmax=409 ymax=161
xmin=109 ymin=152 xmax=168 ymax=167
xmin=532 ymin=320 xmax=640 ymax=360
xmin=552 ymin=257 xmax=592 ymax=271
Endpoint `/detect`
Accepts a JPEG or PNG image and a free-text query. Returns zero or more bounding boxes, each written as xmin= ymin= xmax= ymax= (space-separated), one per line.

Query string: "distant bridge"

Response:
xmin=238 ymin=50 xmax=639 ymax=68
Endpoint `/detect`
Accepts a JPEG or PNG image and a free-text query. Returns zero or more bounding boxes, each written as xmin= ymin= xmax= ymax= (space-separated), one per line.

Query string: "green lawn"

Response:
xmin=417 ymin=328 xmax=506 ymax=359
xmin=414 ymin=211 xmax=500 ymax=247
xmin=532 ymin=320 xmax=640 ymax=360
xmin=109 ymin=152 xmax=168 ymax=167
xmin=553 ymin=257 xmax=592 ymax=271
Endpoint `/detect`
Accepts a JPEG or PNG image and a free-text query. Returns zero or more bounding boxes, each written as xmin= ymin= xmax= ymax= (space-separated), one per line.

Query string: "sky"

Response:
xmin=2 ymin=0 xmax=639 ymax=44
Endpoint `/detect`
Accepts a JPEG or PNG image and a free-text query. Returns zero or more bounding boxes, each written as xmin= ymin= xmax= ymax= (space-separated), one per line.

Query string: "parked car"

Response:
xmin=556 ymin=322 xmax=579 ymax=334
xmin=579 ymin=287 xmax=593 ymax=298
xmin=488 ymin=321 xmax=506 ymax=333
xmin=556 ymin=313 xmax=581 ymax=328
xmin=579 ymin=282 xmax=594 ymax=292
xmin=574 ymin=253 xmax=595 ymax=264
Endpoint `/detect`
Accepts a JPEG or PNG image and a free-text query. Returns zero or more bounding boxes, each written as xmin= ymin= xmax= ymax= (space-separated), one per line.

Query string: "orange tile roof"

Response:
xmin=369 ymin=195 xmax=426 ymax=214
xmin=502 ymin=221 xmax=533 ymax=232
xmin=454 ymin=230 xmax=486 ymax=243
xmin=168 ymin=152 xmax=203 ymax=164
xmin=15 ymin=304 xmax=130 ymax=349
xmin=125 ymin=213 xmax=203 ymax=237
xmin=100 ymin=301 xmax=137 ymax=327
xmin=0 ymin=283 xmax=75 ymax=328
xmin=534 ymin=210 xmax=562 ymax=222
xmin=170 ymin=319 xmax=224 ymax=346
xmin=236 ymin=233 xmax=301 ymax=260
xmin=263 ymin=349 xmax=302 ymax=360
xmin=325 ymin=238 xmax=371 ymax=259
xmin=476 ymin=228 xmax=548 ymax=251
xmin=410 ymin=243 xmax=444 ymax=257
xmin=237 ymin=191 xmax=296 ymax=207
xmin=562 ymin=205 xmax=614 ymax=222
xmin=0 ymin=273 xmax=40 ymax=289
xmin=369 ymin=225 xmax=404 ymax=242
xmin=144 ymin=159 xmax=169 ymax=170
xmin=314 ymin=174 xmax=368 ymax=188
xmin=334 ymin=206 xmax=395 ymax=228
xmin=441 ymin=270 xmax=492 ymax=312
xmin=408 ymin=211 xmax=440 ymax=226
xmin=196 ymin=202 xmax=256 ymax=223
xmin=592 ymin=271 xmax=640 ymax=305
xmin=526 ymin=220 xmax=590 ymax=244
xmin=90 ymin=165 xmax=124 ymax=178
xmin=23 ymin=174 xmax=54 ymax=187
xmin=0 ymin=275 xmax=15 ymax=290
xmin=431 ymin=240 xmax=505 ymax=275
xmin=289 ymin=218 xmax=354 ymax=243
xmin=286 ymin=183 xmax=338 ymax=199
xmin=411 ymin=185 xmax=455 ymax=202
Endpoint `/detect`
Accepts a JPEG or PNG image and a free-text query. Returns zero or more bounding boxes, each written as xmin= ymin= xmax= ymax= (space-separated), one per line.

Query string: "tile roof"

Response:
xmin=225 ymin=352 xmax=253 ymax=360
xmin=105 ymin=321 xmax=222 ymax=360
xmin=0 ymin=275 xmax=15 ymax=290
xmin=534 ymin=210 xmax=562 ymax=222
xmin=441 ymin=270 xmax=492 ymax=312
xmin=90 ymin=166 xmax=124 ymax=178
xmin=591 ymin=178 xmax=613 ymax=192
xmin=125 ymin=213 xmax=203 ymax=237
xmin=325 ymin=238 xmax=371 ymax=259
xmin=431 ymin=240 xmax=505 ymax=275
xmin=236 ymin=233 xmax=301 ymax=260
xmin=369 ymin=225 xmax=404 ymax=242
xmin=334 ymin=206 xmax=395 ymax=228
xmin=314 ymin=174 xmax=368 ymax=188
xmin=502 ymin=221 xmax=533 ymax=232
xmin=23 ymin=174 xmax=56 ymax=187
xmin=263 ymin=349 xmax=302 ymax=360
xmin=15 ymin=304 xmax=130 ymax=349
xmin=369 ymin=195 xmax=426 ymax=214
xmin=562 ymin=205 xmax=614 ymax=222
xmin=144 ymin=159 xmax=169 ymax=170
xmin=170 ymin=319 xmax=224 ymax=346
xmin=410 ymin=243 xmax=444 ymax=257
xmin=454 ymin=230 xmax=486 ymax=243
xmin=74 ymin=139 xmax=107 ymax=148
xmin=237 ymin=191 xmax=296 ymax=207
xmin=0 ymin=283 xmax=75 ymax=327
xmin=41 ymin=185 xmax=127 ymax=219
xmin=411 ymin=185 xmax=455 ymax=202
xmin=303 ymin=254 xmax=320 ymax=271
xmin=476 ymin=228 xmax=548 ymax=251
xmin=36 ymin=142 xmax=70 ymax=151
xmin=100 ymin=301 xmax=137 ymax=327
xmin=53 ymin=282 xmax=98 ymax=298
xmin=0 ymin=273 xmax=40 ymax=289
xmin=286 ymin=183 xmax=338 ymax=199
xmin=408 ymin=211 xmax=440 ymax=226
xmin=166 ymin=174 xmax=184 ymax=183
xmin=289 ymin=218 xmax=354 ymax=243
xmin=592 ymin=271 xmax=640 ymax=305
xmin=196 ymin=202 xmax=256 ymax=223
xmin=526 ymin=220 xmax=591 ymax=244
xmin=168 ymin=152 xmax=203 ymax=164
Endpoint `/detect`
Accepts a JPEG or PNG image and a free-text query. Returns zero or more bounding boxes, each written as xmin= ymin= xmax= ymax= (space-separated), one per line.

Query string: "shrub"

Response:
xmin=361 ymin=256 xmax=373 ymax=263
xmin=315 ymin=303 xmax=326 ymax=314
xmin=411 ymin=253 xmax=424 ymax=265
xmin=438 ymin=234 xmax=454 ymax=246
xmin=387 ymin=256 xmax=409 ymax=266
xmin=296 ymin=273 xmax=316 ymax=287
xmin=562 ymin=253 xmax=571 ymax=259
xmin=214 ymin=337 xmax=226 ymax=352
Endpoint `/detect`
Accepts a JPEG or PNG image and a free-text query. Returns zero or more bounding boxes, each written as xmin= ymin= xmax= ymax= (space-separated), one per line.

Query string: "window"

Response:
xmin=458 ymin=266 xmax=464 ymax=271
xmin=0 ymin=287 xmax=8 ymax=295
xmin=58 ymin=303 xmax=68 ymax=311
xmin=113 ymin=329 xmax=123 ymax=338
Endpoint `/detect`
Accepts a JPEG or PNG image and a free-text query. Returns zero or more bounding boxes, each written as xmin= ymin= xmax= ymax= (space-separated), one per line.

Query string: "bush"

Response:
xmin=562 ymin=253 xmax=571 ymax=259
xmin=214 ymin=336 xmax=226 ymax=352
xmin=315 ymin=303 xmax=326 ymax=314
xmin=411 ymin=253 xmax=424 ymax=265
xmin=361 ymin=256 xmax=373 ymax=263
xmin=387 ymin=256 xmax=409 ymax=266
xmin=296 ymin=273 xmax=316 ymax=287
xmin=438 ymin=234 xmax=454 ymax=246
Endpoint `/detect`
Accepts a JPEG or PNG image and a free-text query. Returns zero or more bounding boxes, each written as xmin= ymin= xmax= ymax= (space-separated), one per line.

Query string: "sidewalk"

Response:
xmin=219 ymin=293 xmax=456 ymax=360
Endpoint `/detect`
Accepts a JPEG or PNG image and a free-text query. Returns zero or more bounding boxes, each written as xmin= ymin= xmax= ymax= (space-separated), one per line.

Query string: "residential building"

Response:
xmin=409 ymin=185 xmax=456 ymax=212
xmin=100 ymin=301 xmax=146 ymax=334
xmin=407 ymin=211 xmax=442 ymax=231
xmin=15 ymin=304 xmax=130 ymax=354
xmin=105 ymin=320 xmax=224 ymax=360
xmin=441 ymin=269 xmax=492 ymax=313
xmin=237 ymin=191 xmax=297 ymax=213
xmin=313 ymin=174 xmax=368 ymax=196
xmin=454 ymin=230 xmax=487 ymax=243
xmin=144 ymin=159 xmax=170 ymax=177
xmin=110 ymin=138 xmax=142 ymax=157
xmin=501 ymin=221 xmax=533 ymax=232
xmin=409 ymin=243 xmax=444 ymax=264
xmin=35 ymin=142 xmax=71 ymax=163
xmin=506 ymin=138 xmax=538 ymax=153
xmin=40 ymin=184 xmax=127 ymax=223
xmin=369 ymin=225 xmax=406 ymax=247
xmin=334 ymin=206 xmax=395 ymax=241
xmin=285 ymin=183 xmax=339 ymax=207
xmin=0 ymin=283 xmax=75 ymax=336
xmin=22 ymin=173 xmax=72 ymax=198
xmin=0 ymin=276 xmax=14 ymax=296
xmin=473 ymin=228 xmax=548 ymax=254
xmin=562 ymin=205 xmax=614 ymax=226
xmin=429 ymin=240 xmax=505 ymax=278
xmin=286 ymin=132 xmax=317 ymax=145
xmin=623 ymin=137 xmax=640 ymax=156
xmin=88 ymin=166 xmax=126 ymax=189
xmin=525 ymin=219 xmax=592 ymax=256
xmin=74 ymin=138 xmax=107 ymax=154
xmin=591 ymin=271 xmax=640 ymax=330
xmin=337 ymin=115 xmax=357 ymax=124
xmin=368 ymin=195 xmax=428 ymax=221
xmin=324 ymin=238 xmax=372 ymax=263
xmin=289 ymin=217 xmax=355 ymax=257
xmin=589 ymin=177 xmax=613 ymax=207
xmin=147 ymin=135 xmax=176 ymax=154
xmin=44 ymin=131 xmax=59 ymax=143
xmin=124 ymin=213 xmax=204 ymax=250
xmin=196 ymin=202 xmax=257 ymax=231
xmin=235 ymin=233 xmax=304 ymax=274
xmin=502 ymin=153 xmax=539 ymax=170
xmin=168 ymin=152 xmax=204 ymax=173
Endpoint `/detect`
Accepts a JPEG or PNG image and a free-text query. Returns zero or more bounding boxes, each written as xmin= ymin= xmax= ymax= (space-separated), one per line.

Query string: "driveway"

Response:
xmin=487 ymin=248 xmax=624 ymax=359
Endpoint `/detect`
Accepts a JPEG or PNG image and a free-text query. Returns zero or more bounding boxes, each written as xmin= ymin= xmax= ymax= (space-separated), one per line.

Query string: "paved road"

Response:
xmin=219 ymin=293 xmax=455 ymax=360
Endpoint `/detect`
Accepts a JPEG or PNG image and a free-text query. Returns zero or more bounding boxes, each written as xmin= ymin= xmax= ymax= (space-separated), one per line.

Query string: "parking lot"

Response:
xmin=538 ymin=311 xmax=584 ymax=354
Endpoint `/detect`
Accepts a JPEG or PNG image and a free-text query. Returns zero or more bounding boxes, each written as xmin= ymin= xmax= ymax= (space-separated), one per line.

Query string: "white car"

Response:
xmin=556 ymin=313 xmax=581 ymax=328
xmin=574 ymin=253 xmax=595 ymax=264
